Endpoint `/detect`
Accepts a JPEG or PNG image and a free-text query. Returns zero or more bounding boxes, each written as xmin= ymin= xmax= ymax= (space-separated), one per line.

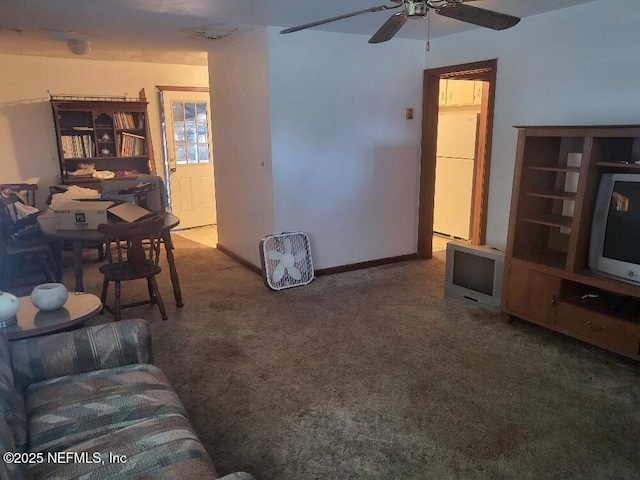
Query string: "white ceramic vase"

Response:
xmin=0 ymin=291 xmax=19 ymax=326
xmin=31 ymin=283 xmax=68 ymax=311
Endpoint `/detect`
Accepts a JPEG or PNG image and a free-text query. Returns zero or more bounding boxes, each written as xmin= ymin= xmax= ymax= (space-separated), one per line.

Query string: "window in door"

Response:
xmin=172 ymin=101 xmax=211 ymax=165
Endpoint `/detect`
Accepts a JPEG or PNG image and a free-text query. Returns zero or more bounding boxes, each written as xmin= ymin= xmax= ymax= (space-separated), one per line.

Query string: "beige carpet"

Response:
xmin=41 ymin=236 xmax=640 ymax=479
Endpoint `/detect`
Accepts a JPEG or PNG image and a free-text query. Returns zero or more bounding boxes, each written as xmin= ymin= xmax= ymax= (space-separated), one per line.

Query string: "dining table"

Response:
xmin=37 ymin=211 xmax=184 ymax=307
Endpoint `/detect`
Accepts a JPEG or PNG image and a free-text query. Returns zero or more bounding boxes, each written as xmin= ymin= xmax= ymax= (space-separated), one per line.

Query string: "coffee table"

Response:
xmin=1 ymin=292 xmax=102 ymax=341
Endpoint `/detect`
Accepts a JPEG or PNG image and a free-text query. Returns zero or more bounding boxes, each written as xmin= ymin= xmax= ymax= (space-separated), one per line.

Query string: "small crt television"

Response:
xmin=589 ymin=173 xmax=640 ymax=285
xmin=444 ymin=241 xmax=505 ymax=311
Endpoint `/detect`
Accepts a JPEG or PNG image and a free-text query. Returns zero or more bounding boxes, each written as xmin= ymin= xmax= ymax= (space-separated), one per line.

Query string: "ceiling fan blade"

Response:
xmin=280 ymin=4 xmax=402 ymax=35
xmin=368 ymin=12 xmax=408 ymax=44
xmin=436 ymin=3 xmax=520 ymax=31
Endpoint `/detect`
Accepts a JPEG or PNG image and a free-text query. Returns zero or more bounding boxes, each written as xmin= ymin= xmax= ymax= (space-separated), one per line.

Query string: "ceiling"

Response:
xmin=0 ymin=0 xmax=599 ymax=66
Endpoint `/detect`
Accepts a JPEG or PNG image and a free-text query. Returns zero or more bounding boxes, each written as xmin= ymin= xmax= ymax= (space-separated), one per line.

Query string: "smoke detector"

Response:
xmin=67 ymin=38 xmax=91 ymax=56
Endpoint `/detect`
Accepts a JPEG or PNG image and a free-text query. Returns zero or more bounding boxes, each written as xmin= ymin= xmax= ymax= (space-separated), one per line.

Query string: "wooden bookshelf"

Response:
xmin=51 ymin=92 xmax=155 ymax=188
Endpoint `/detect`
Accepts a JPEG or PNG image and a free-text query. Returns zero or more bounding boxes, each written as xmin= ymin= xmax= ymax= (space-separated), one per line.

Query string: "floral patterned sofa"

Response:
xmin=0 ymin=318 xmax=254 ymax=480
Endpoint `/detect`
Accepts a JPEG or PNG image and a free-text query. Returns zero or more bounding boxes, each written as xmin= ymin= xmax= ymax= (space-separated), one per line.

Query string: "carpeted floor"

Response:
xmin=44 ymin=236 xmax=640 ymax=479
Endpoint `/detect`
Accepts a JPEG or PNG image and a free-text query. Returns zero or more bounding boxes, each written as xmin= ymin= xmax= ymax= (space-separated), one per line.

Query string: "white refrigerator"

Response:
xmin=433 ymin=112 xmax=479 ymax=240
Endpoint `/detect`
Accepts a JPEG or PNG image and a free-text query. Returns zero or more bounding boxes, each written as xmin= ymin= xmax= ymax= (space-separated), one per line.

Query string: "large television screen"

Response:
xmin=589 ymin=173 xmax=640 ymax=285
xmin=602 ymin=181 xmax=640 ymax=265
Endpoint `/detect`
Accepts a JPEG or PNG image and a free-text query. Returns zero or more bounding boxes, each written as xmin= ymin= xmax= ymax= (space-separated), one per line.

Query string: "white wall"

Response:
xmin=268 ymin=28 xmax=425 ymax=269
xmin=207 ymin=28 xmax=275 ymax=266
xmin=0 ymin=54 xmax=208 ymax=209
xmin=208 ymin=27 xmax=425 ymax=269
xmin=425 ymin=0 xmax=640 ymax=249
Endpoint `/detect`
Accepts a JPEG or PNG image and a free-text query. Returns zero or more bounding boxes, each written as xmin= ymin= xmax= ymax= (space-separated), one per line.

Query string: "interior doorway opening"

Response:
xmin=418 ymin=59 xmax=497 ymax=258
xmin=433 ymin=78 xmax=483 ymax=244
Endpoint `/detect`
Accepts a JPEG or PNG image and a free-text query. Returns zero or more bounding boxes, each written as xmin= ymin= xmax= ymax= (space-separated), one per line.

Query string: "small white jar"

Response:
xmin=0 ymin=291 xmax=19 ymax=326
xmin=31 ymin=283 xmax=68 ymax=311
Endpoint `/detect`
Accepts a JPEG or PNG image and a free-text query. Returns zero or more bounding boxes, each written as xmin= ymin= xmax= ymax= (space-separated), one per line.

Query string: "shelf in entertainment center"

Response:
xmin=512 ymin=249 xmax=640 ymax=295
xmin=567 ymin=270 xmax=640 ymax=298
xmin=529 ymin=166 xmax=581 ymax=173
xmin=512 ymin=250 xmax=567 ymax=272
xmin=596 ymin=161 xmax=640 ymax=170
xmin=559 ymin=293 xmax=640 ymax=325
xmin=526 ymin=190 xmax=577 ymax=201
xmin=522 ymin=213 xmax=572 ymax=229
xmin=511 ymin=253 xmax=640 ymax=298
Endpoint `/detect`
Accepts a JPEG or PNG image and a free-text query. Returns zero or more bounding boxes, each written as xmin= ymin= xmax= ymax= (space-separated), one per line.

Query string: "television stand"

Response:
xmin=501 ymin=125 xmax=640 ymax=361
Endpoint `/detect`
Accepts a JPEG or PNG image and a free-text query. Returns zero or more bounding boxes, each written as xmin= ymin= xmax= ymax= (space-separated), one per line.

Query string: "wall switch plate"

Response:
xmin=406 ymin=108 xmax=414 ymax=120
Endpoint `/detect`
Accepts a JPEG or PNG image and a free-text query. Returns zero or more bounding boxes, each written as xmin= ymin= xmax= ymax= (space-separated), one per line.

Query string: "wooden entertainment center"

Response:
xmin=501 ymin=125 xmax=640 ymax=360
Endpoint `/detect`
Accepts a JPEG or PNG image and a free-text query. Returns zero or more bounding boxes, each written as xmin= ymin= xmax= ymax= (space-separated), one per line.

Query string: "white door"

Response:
xmin=161 ymin=90 xmax=216 ymax=229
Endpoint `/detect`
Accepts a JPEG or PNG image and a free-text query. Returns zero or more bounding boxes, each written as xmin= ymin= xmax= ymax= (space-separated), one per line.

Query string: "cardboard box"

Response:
xmin=100 ymin=192 xmax=138 ymax=205
xmin=54 ymin=201 xmax=114 ymax=230
xmin=101 ymin=177 xmax=162 ymax=212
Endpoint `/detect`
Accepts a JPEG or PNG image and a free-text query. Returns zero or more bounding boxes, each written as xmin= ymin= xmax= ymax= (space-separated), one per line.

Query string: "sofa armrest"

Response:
xmin=10 ymin=319 xmax=151 ymax=391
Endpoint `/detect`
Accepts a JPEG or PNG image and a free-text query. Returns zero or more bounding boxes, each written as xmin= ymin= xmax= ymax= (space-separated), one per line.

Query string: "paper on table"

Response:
xmin=107 ymin=202 xmax=155 ymax=223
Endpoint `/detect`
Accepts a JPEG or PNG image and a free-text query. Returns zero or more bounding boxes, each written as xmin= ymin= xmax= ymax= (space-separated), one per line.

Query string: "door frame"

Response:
xmin=417 ymin=59 xmax=497 ymax=258
xmin=156 ymin=85 xmax=210 ymax=211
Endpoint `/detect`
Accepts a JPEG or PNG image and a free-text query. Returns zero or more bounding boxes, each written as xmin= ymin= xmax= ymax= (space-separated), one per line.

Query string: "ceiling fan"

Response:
xmin=280 ymin=0 xmax=520 ymax=44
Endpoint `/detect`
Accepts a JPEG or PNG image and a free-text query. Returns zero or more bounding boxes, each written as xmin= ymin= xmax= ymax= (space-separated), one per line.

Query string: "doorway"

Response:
xmin=417 ymin=59 xmax=497 ymax=258
xmin=433 ymin=88 xmax=481 ymax=243
xmin=158 ymin=86 xmax=216 ymax=230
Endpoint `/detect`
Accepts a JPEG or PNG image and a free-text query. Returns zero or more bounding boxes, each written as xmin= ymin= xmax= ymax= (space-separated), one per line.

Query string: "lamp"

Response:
xmin=67 ymin=38 xmax=91 ymax=56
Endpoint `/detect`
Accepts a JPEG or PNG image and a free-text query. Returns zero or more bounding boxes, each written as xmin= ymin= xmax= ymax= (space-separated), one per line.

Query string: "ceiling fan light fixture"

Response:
xmin=67 ymin=38 xmax=91 ymax=56
xmin=405 ymin=1 xmax=428 ymax=18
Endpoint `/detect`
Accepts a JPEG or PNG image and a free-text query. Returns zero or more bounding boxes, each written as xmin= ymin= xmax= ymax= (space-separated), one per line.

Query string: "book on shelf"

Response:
xmin=62 ymin=134 xmax=94 ymax=159
xmin=122 ymin=132 xmax=145 ymax=139
xmin=113 ymin=112 xmax=141 ymax=130
xmin=119 ymin=132 xmax=146 ymax=157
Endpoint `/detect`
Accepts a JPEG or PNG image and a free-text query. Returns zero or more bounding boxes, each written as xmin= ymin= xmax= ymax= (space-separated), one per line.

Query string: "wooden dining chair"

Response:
xmin=0 ymin=187 xmax=57 ymax=288
xmin=0 ymin=183 xmax=37 ymax=207
xmin=98 ymin=217 xmax=168 ymax=321
xmin=0 ymin=228 xmax=57 ymax=289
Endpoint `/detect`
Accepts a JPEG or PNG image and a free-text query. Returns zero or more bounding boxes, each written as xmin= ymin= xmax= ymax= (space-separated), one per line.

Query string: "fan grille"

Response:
xmin=260 ymin=232 xmax=314 ymax=291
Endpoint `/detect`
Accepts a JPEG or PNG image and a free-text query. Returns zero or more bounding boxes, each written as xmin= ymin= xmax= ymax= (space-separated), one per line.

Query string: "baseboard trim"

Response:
xmin=216 ymin=244 xmax=418 ymax=278
xmin=216 ymin=243 xmax=262 ymax=275
xmin=314 ymin=253 xmax=418 ymax=276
